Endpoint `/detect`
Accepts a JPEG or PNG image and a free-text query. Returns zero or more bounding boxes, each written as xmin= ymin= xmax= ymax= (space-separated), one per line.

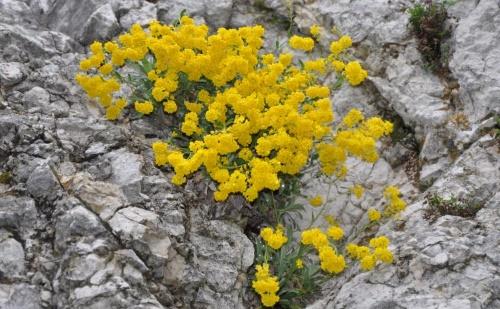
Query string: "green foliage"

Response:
xmin=424 ymin=194 xmax=483 ymax=222
xmin=407 ymin=0 xmax=450 ymax=73
xmin=0 ymin=171 xmax=11 ymax=184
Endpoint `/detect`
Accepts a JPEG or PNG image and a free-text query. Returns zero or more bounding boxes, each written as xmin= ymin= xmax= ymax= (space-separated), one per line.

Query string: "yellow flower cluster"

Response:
xmin=308 ymin=195 xmax=323 ymax=207
xmin=260 ymin=226 xmax=288 ymax=250
xmin=350 ymin=184 xmax=364 ymax=199
xmin=384 ymin=186 xmax=406 ymax=215
xmin=288 ymin=35 xmax=315 ymax=51
xmin=344 ymin=61 xmax=368 ymax=86
xmin=76 ymin=18 xmax=390 ymax=204
xmin=301 ymin=228 xmax=346 ymax=274
xmin=346 ymin=236 xmax=393 ymax=271
xmin=252 ymin=263 xmax=280 ymax=307
xmin=310 ymin=25 xmax=322 ymax=39
xmin=367 ymin=208 xmax=381 ymax=222
xmin=134 ymin=101 xmax=154 ymax=114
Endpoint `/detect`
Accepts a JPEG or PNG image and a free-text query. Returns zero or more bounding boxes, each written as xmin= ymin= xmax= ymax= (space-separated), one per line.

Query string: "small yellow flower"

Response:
xmin=374 ymin=247 xmax=393 ymax=264
xmin=295 ymin=258 xmax=304 ymax=269
xmin=360 ymin=254 xmax=376 ymax=271
xmin=134 ymin=101 xmax=154 ymax=114
xmin=308 ymin=195 xmax=323 ymax=207
xmin=350 ymin=184 xmax=364 ymax=199
xmin=367 ymin=208 xmax=381 ymax=222
xmin=163 ymin=100 xmax=177 ymax=113
xmin=310 ymin=24 xmax=322 ymax=38
xmin=327 ymin=226 xmax=344 ymax=240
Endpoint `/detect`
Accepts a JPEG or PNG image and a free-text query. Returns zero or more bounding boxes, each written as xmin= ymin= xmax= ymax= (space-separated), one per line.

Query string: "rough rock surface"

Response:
xmin=0 ymin=0 xmax=498 ymax=308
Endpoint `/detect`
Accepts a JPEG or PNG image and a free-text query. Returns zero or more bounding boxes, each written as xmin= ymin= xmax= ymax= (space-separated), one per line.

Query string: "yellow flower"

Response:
xmin=308 ymin=195 xmax=323 ymax=207
xmin=260 ymin=226 xmax=288 ymax=250
xmin=163 ymin=100 xmax=177 ymax=113
xmin=374 ymin=247 xmax=394 ymax=264
xmin=134 ymin=101 xmax=154 ymax=114
xmin=331 ymin=60 xmax=345 ymax=72
xmin=310 ymin=24 xmax=322 ymax=38
xmin=289 ymin=35 xmax=315 ymax=52
xmin=327 ymin=226 xmax=344 ymax=240
xmin=350 ymin=184 xmax=364 ymax=199
xmin=339 ymin=35 xmax=352 ymax=49
xmin=344 ymin=61 xmax=368 ymax=86
xmin=369 ymin=236 xmax=390 ymax=249
xmin=295 ymin=258 xmax=304 ymax=269
xmin=367 ymin=208 xmax=381 ymax=222
xmin=360 ymin=254 xmax=376 ymax=271
xmin=261 ymin=293 xmax=280 ymax=307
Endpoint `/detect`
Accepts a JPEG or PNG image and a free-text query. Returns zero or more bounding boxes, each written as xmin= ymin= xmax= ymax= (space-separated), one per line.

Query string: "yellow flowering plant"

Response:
xmin=76 ymin=15 xmax=407 ymax=308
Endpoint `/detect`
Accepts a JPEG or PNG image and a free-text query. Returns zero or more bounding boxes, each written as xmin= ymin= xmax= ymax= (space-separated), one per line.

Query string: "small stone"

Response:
xmin=23 ymin=86 xmax=50 ymax=109
xmin=26 ymin=164 xmax=60 ymax=203
xmin=0 ymin=237 xmax=25 ymax=278
xmin=0 ymin=62 xmax=25 ymax=86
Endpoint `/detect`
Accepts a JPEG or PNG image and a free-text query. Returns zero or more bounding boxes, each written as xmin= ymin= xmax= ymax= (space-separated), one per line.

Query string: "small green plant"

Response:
xmin=408 ymin=0 xmax=450 ymax=73
xmin=0 ymin=171 xmax=11 ymax=184
xmin=424 ymin=194 xmax=483 ymax=222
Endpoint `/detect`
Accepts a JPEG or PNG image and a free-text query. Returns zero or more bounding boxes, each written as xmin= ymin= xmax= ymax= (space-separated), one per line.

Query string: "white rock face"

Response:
xmin=449 ymin=0 xmax=500 ymax=123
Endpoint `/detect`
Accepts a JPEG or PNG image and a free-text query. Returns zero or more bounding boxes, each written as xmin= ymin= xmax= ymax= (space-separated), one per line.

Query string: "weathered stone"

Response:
xmin=104 ymin=148 xmax=145 ymax=204
xmin=0 ymin=234 xmax=25 ymax=278
xmin=449 ymin=0 xmax=500 ymax=123
xmin=0 ymin=62 xmax=25 ymax=86
xmin=0 ymin=284 xmax=42 ymax=309
xmin=26 ymin=163 xmax=60 ymax=202
xmin=23 ymin=86 xmax=51 ymax=109
xmin=67 ymin=173 xmax=127 ymax=221
xmin=44 ymin=1 xmax=120 ymax=45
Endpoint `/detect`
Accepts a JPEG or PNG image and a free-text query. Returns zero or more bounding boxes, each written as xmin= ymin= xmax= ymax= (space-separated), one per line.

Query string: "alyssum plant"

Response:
xmin=76 ymin=15 xmax=406 ymax=308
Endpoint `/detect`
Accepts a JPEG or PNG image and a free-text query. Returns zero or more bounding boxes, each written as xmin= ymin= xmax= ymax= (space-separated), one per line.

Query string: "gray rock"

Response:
xmin=0 ymin=196 xmax=38 ymax=239
xmin=0 ymin=234 xmax=25 ymax=278
xmin=104 ymin=148 xmax=145 ymax=204
xmin=26 ymin=163 xmax=60 ymax=202
xmin=449 ymin=0 xmax=500 ymax=123
xmin=0 ymin=284 xmax=42 ymax=309
xmin=158 ymin=0 xmax=233 ymax=27
xmin=108 ymin=207 xmax=172 ymax=263
xmin=0 ymin=62 xmax=25 ymax=86
xmin=67 ymin=173 xmax=127 ymax=221
xmin=0 ymin=23 xmax=78 ymax=59
xmin=54 ymin=203 xmax=109 ymax=252
xmin=44 ymin=1 xmax=120 ymax=45
xmin=23 ymin=86 xmax=51 ymax=109
xmin=119 ymin=1 xmax=157 ymax=30
xmin=80 ymin=3 xmax=121 ymax=45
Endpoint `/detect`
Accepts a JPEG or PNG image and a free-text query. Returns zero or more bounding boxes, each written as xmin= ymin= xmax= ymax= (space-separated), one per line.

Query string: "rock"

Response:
xmin=119 ymin=1 xmax=157 ymax=30
xmin=26 ymin=163 xmax=61 ymax=202
xmin=0 ymin=62 xmax=25 ymax=86
xmin=67 ymin=173 xmax=127 ymax=221
xmin=23 ymin=86 xmax=51 ymax=109
xmin=54 ymin=203 xmax=109 ymax=252
xmin=44 ymin=1 xmax=120 ymax=45
xmin=0 ymin=23 xmax=78 ymax=60
xmin=0 ymin=234 xmax=25 ymax=278
xmin=157 ymin=0 xmax=233 ymax=27
xmin=0 ymin=284 xmax=42 ymax=309
xmin=108 ymin=207 xmax=172 ymax=264
xmin=449 ymin=0 xmax=500 ymax=123
xmin=0 ymin=0 xmax=33 ymax=25
xmin=104 ymin=148 xmax=145 ymax=204
xmin=80 ymin=4 xmax=121 ymax=45
xmin=419 ymin=157 xmax=450 ymax=189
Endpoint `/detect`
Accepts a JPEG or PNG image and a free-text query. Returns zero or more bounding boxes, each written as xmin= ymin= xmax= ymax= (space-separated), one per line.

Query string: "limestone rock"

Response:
xmin=0 ymin=62 xmax=25 ymax=86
